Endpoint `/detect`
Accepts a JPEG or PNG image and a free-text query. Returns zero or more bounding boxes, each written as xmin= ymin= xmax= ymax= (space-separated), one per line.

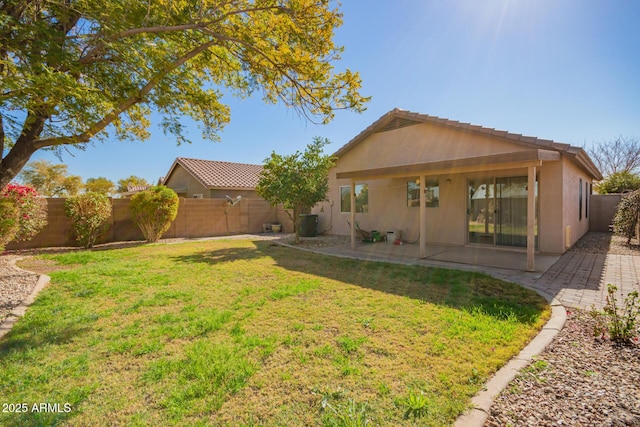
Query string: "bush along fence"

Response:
xmin=6 ymin=197 xmax=293 ymax=250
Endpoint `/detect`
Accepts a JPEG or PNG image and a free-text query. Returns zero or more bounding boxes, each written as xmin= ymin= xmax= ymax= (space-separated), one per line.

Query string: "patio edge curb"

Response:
xmin=273 ymin=240 xmax=567 ymax=427
xmin=453 ymin=298 xmax=566 ymax=427
xmin=0 ymin=258 xmax=51 ymax=341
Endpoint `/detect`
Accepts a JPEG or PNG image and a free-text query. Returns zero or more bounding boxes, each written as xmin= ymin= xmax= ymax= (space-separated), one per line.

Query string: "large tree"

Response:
xmin=0 ymin=0 xmax=368 ymax=188
xmin=256 ymin=136 xmax=334 ymax=243
xmin=19 ymin=159 xmax=83 ymax=196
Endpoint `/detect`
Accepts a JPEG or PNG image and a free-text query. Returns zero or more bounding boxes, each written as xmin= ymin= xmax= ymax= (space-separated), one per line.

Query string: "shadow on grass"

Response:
xmin=0 ymin=317 xmax=93 ymax=355
xmin=170 ymin=241 xmax=548 ymax=324
xmin=169 ymin=245 xmax=267 ymax=266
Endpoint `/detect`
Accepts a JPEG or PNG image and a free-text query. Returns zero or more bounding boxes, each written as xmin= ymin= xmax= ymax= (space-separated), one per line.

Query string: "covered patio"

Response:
xmin=316 ymin=239 xmax=560 ymax=274
xmin=341 ymin=150 xmax=552 ymax=271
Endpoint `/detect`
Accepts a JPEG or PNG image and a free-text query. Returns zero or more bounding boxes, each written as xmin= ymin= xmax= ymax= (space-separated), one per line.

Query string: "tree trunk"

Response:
xmin=0 ymin=139 xmax=40 ymax=189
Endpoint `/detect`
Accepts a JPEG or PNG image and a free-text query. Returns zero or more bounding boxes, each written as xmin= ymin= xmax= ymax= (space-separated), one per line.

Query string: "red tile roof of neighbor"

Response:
xmin=165 ymin=157 xmax=263 ymax=189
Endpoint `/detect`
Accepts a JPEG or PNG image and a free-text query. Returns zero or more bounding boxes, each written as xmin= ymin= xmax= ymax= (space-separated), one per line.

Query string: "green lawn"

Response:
xmin=0 ymin=239 xmax=550 ymax=426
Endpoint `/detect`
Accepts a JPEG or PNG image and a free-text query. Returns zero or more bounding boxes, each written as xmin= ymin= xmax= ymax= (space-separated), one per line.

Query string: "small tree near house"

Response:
xmin=256 ymin=137 xmax=335 ymax=244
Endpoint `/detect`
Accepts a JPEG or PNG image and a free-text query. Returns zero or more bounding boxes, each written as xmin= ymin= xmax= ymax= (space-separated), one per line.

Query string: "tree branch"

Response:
xmin=79 ymin=5 xmax=288 ymax=65
xmin=201 ymin=29 xmax=327 ymax=121
xmin=37 ymin=39 xmax=220 ymax=148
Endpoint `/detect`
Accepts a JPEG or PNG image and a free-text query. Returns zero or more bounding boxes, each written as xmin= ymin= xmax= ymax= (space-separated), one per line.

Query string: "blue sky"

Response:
xmin=31 ymin=0 xmax=640 ymax=184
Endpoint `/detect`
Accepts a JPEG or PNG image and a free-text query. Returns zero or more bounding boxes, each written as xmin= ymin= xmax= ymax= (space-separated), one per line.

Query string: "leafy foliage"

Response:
xmin=18 ymin=160 xmax=83 ymax=197
xmin=64 ymin=192 xmax=112 ymax=248
xmin=0 ymin=0 xmax=368 ymax=188
xmin=0 ymin=198 xmax=19 ymax=250
xmin=591 ymin=284 xmax=639 ymax=344
xmin=256 ymin=137 xmax=335 ymax=242
xmin=130 ymin=186 xmax=179 ymax=242
xmin=595 ymin=170 xmax=640 ymax=194
xmin=0 ymin=183 xmax=47 ymax=244
xmin=84 ymin=177 xmax=116 ymax=196
xmin=398 ymin=390 xmax=431 ymax=420
xmin=612 ymin=190 xmax=640 ymax=244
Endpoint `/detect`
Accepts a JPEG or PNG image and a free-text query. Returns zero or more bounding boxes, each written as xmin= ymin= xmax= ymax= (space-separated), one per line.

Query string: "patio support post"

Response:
xmin=527 ymin=165 xmax=536 ymax=271
xmin=419 ymin=175 xmax=426 ymax=258
xmin=350 ymin=180 xmax=356 ymax=250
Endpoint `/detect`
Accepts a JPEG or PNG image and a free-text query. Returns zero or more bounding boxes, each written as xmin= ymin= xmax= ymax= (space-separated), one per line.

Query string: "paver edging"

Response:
xmin=273 ymin=241 xmax=567 ymax=427
xmin=0 ymin=258 xmax=51 ymax=341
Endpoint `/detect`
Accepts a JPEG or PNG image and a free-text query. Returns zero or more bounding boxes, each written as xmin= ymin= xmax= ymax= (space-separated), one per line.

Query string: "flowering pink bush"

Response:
xmin=0 ymin=183 xmax=47 ymax=246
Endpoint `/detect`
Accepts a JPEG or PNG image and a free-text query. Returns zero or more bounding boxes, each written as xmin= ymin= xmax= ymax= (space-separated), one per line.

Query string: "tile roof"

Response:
xmin=334 ymin=108 xmax=602 ymax=180
xmin=126 ymin=185 xmax=151 ymax=192
xmin=165 ymin=158 xmax=263 ymax=189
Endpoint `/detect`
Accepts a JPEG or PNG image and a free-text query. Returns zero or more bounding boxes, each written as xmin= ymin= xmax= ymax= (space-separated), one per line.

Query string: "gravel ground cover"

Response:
xmin=485 ymin=309 xmax=640 ymax=427
xmin=0 ymin=256 xmax=38 ymax=323
xmin=487 ymin=232 xmax=640 ymax=427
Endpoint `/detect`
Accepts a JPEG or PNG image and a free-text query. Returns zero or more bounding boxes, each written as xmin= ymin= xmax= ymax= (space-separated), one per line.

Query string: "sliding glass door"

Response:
xmin=468 ymin=179 xmax=495 ymax=245
xmin=468 ymin=176 xmax=537 ymax=248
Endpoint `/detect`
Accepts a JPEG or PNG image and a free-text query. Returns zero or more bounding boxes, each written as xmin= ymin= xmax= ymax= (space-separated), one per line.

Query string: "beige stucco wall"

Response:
xmin=538 ymin=160 xmax=564 ymax=253
xmin=210 ymin=189 xmax=259 ymax=199
xmin=315 ymin=121 xmax=585 ymax=255
xmin=164 ymin=165 xmax=208 ymax=198
xmin=562 ymin=158 xmax=592 ymax=249
xmin=339 ymin=122 xmax=530 ymax=172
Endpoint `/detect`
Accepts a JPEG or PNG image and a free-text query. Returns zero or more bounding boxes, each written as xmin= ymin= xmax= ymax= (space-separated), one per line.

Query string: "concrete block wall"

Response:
xmin=589 ymin=194 xmax=622 ymax=232
xmin=6 ymin=198 xmax=293 ymax=250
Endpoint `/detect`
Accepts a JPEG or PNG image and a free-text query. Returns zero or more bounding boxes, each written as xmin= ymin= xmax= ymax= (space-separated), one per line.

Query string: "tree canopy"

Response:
xmin=588 ymin=136 xmax=640 ymax=177
xmin=256 ymin=136 xmax=334 ymax=243
xmin=85 ymin=177 xmax=116 ymax=196
xmin=595 ymin=170 xmax=640 ymax=194
xmin=0 ymin=0 xmax=368 ymax=188
xmin=19 ymin=159 xmax=83 ymax=197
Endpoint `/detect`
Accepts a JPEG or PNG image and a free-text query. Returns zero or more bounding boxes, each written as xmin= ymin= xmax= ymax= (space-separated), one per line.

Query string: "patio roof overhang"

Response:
xmin=336 ymin=149 xmax=560 ymax=180
xmin=341 ymin=149 xmax=555 ymax=272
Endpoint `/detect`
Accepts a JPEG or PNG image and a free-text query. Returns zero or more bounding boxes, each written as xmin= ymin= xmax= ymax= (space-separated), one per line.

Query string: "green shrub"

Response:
xmin=591 ymin=284 xmax=640 ymax=344
xmin=0 ymin=183 xmax=47 ymax=245
xmin=0 ymin=198 xmax=19 ymax=250
xmin=596 ymin=171 xmax=640 ymax=194
xmin=65 ymin=192 xmax=112 ymax=248
xmin=130 ymin=186 xmax=179 ymax=242
xmin=612 ymin=189 xmax=640 ymax=244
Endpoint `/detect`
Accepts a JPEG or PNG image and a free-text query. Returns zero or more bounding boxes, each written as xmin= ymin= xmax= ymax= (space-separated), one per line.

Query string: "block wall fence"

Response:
xmin=589 ymin=194 xmax=622 ymax=232
xmin=6 ymin=198 xmax=294 ymax=250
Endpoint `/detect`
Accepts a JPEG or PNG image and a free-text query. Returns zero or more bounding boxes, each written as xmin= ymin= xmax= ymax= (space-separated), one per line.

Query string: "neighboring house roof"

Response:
xmin=334 ymin=108 xmax=603 ymax=180
xmin=126 ymin=185 xmax=151 ymax=192
xmin=163 ymin=157 xmax=263 ymax=190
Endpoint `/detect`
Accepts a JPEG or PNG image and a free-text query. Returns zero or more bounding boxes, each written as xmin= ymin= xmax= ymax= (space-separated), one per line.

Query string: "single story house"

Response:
xmin=162 ymin=157 xmax=263 ymax=199
xmin=313 ymin=109 xmax=603 ymax=271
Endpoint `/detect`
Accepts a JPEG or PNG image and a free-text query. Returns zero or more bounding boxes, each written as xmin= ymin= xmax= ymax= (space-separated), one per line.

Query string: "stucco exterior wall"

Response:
xmin=338 ymin=122 xmax=531 ymax=172
xmin=210 ymin=189 xmax=259 ymax=199
xmin=562 ymin=158 xmax=593 ymax=248
xmin=164 ymin=165 xmax=208 ymax=198
xmin=315 ymin=121 xmax=596 ymax=256
xmin=538 ymin=160 xmax=564 ymax=254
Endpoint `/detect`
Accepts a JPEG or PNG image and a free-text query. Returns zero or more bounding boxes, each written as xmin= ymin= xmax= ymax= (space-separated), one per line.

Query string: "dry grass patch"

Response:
xmin=1 ymin=239 xmax=549 ymax=426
